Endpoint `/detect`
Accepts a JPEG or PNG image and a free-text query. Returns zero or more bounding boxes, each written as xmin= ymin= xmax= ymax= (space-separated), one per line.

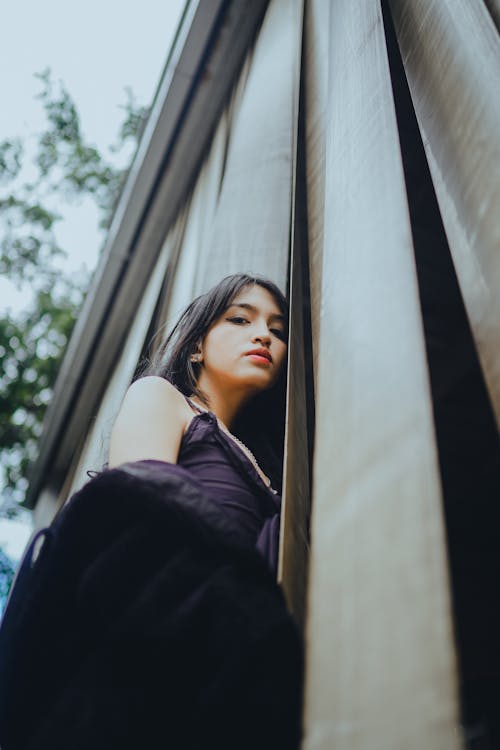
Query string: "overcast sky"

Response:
xmin=0 ymin=0 xmax=186 ymax=554
xmin=0 ymin=0 xmax=186 ymax=313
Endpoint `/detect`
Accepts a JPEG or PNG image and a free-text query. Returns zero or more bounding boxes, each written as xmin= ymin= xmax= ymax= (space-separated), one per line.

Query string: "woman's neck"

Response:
xmin=190 ymin=382 xmax=252 ymax=429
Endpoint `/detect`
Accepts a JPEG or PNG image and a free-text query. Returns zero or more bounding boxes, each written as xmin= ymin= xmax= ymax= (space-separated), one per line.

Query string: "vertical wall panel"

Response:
xmin=198 ymin=0 xmax=303 ymax=292
xmin=389 ymin=0 xmax=500 ymax=427
xmin=279 ymin=225 xmax=311 ymax=627
xmin=277 ymin=0 xmax=309 ymax=626
xmin=303 ymin=1 xmax=461 ymax=748
xmin=304 ymin=0 xmax=330 ymax=387
xmin=161 ymin=114 xmax=229 ymax=327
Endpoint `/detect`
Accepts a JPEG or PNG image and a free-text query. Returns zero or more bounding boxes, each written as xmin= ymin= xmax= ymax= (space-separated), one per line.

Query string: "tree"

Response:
xmin=0 ymin=70 xmax=149 ymax=518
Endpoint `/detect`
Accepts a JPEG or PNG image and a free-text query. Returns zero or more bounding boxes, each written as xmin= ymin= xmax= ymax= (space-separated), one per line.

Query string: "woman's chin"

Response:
xmin=227 ymin=374 xmax=273 ymax=396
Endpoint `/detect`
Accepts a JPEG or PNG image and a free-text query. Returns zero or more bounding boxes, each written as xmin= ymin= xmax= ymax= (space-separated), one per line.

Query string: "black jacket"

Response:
xmin=0 ymin=461 xmax=303 ymax=750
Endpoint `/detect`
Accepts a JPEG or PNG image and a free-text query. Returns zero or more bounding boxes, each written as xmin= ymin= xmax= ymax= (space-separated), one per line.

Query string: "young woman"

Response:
xmin=0 ymin=274 xmax=303 ymax=750
xmin=109 ymin=272 xmax=289 ymax=574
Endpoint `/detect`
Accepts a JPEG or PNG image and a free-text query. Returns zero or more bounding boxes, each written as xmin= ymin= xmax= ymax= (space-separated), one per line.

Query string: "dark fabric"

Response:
xmin=0 ymin=462 xmax=303 ymax=750
xmin=178 ymin=408 xmax=282 ymax=572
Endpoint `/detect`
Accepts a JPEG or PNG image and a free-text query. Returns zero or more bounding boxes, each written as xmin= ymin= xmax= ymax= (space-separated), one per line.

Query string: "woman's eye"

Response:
xmin=271 ymin=328 xmax=286 ymax=340
xmin=227 ymin=316 xmax=249 ymax=325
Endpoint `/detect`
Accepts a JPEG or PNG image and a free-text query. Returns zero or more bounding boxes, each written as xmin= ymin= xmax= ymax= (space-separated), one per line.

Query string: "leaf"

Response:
xmin=0 ymin=139 xmax=23 ymax=184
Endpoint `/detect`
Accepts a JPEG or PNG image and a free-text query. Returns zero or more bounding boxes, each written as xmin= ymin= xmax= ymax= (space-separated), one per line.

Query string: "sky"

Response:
xmin=0 ymin=0 xmax=187 ymax=557
xmin=0 ymin=0 xmax=186 ymax=313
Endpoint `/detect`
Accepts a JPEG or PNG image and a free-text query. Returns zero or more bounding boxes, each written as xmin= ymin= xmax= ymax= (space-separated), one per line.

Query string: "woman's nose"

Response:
xmin=251 ymin=325 xmax=271 ymax=345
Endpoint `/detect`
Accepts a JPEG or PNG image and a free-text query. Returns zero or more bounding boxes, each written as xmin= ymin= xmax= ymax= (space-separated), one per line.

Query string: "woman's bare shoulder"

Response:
xmin=119 ymin=376 xmax=193 ymax=423
xmin=108 ymin=376 xmax=191 ymax=467
xmin=126 ymin=375 xmax=186 ymax=402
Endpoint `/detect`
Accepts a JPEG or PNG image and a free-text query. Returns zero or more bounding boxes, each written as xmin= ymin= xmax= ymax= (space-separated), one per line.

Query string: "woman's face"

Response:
xmin=198 ymin=284 xmax=287 ymax=396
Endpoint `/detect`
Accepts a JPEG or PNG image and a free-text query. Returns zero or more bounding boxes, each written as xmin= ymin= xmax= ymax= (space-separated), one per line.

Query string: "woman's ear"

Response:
xmin=190 ymin=342 xmax=203 ymax=364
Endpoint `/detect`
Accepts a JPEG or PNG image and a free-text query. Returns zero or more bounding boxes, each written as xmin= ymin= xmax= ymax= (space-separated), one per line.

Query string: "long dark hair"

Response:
xmin=143 ymin=273 xmax=288 ymax=491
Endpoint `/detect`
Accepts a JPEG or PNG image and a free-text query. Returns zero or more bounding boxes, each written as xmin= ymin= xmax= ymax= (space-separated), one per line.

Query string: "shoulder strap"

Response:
xmin=184 ymin=395 xmax=205 ymax=415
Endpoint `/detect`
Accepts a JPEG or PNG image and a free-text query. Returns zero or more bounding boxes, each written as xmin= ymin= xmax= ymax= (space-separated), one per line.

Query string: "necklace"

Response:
xmin=218 ymin=422 xmax=272 ymax=488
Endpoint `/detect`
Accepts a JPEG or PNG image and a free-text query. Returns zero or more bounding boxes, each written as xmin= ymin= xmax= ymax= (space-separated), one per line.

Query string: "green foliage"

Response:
xmin=34 ymin=70 xmax=127 ymax=228
xmin=0 ymin=70 xmax=150 ymax=517
xmin=0 ymin=140 xmax=23 ymax=184
xmin=0 ymin=282 xmax=84 ymax=514
xmin=0 ymin=548 xmax=16 ymax=614
xmin=0 ymin=196 xmax=63 ymax=285
xmin=115 ymin=87 xmax=150 ymax=147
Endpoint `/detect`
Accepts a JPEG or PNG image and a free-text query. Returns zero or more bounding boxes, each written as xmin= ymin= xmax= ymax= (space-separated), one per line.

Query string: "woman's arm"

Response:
xmin=108 ymin=376 xmax=189 ymax=468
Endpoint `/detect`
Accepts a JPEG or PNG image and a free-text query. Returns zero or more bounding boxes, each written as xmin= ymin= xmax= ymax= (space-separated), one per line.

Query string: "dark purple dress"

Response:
xmin=178 ymin=398 xmax=282 ymax=574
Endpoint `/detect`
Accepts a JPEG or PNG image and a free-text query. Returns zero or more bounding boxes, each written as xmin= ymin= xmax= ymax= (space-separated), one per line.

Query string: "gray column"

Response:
xmin=303 ymin=1 xmax=461 ymax=747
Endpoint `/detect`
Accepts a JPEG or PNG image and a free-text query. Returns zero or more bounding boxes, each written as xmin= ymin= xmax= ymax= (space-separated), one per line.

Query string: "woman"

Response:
xmin=0 ymin=274 xmax=303 ymax=750
xmin=109 ymin=273 xmax=288 ymax=574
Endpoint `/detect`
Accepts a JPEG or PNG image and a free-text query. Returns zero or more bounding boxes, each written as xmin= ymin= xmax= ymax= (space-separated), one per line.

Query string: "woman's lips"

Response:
xmin=246 ymin=353 xmax=272 ymax=365
xmin=245 ymin=347 xmax=272 ymax=361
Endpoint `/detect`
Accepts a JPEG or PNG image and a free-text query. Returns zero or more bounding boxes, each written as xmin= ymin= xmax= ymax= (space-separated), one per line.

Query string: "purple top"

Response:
xmin=176 ymin=398 xmax=282 ymax=573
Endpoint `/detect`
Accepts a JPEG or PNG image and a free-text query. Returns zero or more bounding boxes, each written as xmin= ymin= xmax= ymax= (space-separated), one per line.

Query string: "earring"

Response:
xmin=191 ymin=354 xmax=202 ymax=363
